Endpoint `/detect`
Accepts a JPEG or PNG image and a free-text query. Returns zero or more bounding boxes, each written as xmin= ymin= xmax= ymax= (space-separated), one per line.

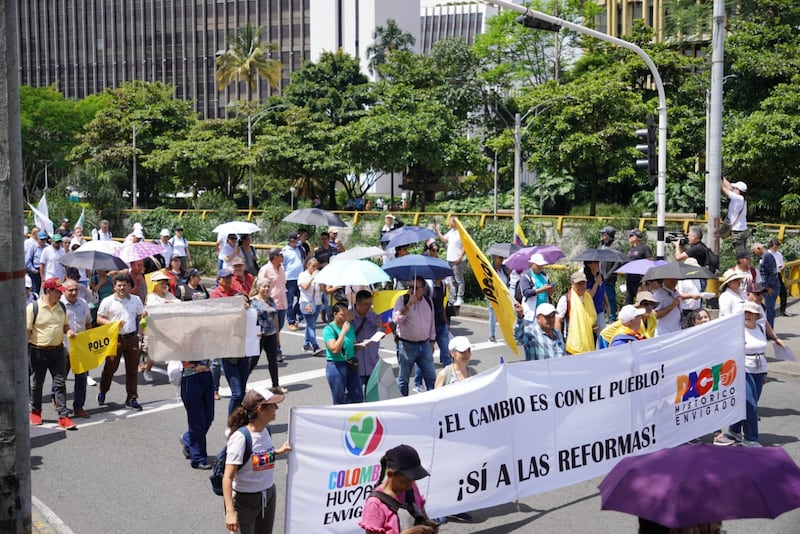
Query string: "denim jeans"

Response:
xmin=604 ymin=281 xmax=618 ymax=321
xmin=326 ymin=360 xmax=364 ymax=405
xmin=398 ymin=340 xmax=435 ymax=396
xmin=764 ymin=291 xmax=778 ymax=328
xmin=51 ymin=357 xmax=87 ymax=411
xmin=30 ymin=346 xmax=68 ymax=416
xmin=730 ymin=372 xmax=766 ymax=442
xmin=285 ymin=279 xmax=300 ymax=325
xmin=221 ymin=357 xmax=251 ymax=416
xmin=181 ymin=370 xmax=214 ymax=466
xmin=301 ymin=304 xmax=320 ymax=350
xmin=414 ymin=323 xmax=450 ymax=389
xmin=488 ymin=298 xmax=497 ymax=338
xmin=211 ymin=358 xmax=222 ymax=393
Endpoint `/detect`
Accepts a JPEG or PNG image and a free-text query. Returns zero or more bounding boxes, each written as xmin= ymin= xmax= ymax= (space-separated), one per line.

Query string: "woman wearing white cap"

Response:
xmin=722 ymin=176 xmax=749 ymax=256
xmin=434 ymin=336 xmax=477 ymax=389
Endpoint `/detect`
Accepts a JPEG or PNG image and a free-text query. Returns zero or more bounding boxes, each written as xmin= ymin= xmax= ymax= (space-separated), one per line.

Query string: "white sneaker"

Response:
xmin=454 ymin=298 xmax=464 ymax=306
xmin=741 ymin=440 xmax=762 ymax=447
xmin=143 ymin=370 xmax=154 ymax=383
xmin=86 ymin=375 xmax=97 ymax=386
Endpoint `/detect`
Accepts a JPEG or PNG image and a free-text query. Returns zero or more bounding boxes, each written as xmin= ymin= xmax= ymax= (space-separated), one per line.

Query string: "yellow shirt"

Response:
xmin=26 ymin=300 xmax=68 ymax=347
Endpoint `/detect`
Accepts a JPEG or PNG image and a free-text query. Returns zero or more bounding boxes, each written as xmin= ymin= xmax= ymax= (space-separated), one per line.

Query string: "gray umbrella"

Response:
xmin=282 ymin=208 xmax=346 ymax=228
xmin=641 ymin=261 xmax=716 ymax=282
xmin=486 ymin=243 xmax=522 ymax=258
xmin=570 ymin=248 xmax=630 ymax=263
xmin=60 ymin=250 xmax=128 ymax=272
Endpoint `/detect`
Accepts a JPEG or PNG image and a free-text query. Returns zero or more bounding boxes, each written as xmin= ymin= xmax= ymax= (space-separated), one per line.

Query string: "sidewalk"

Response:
xmin=31 ymin=496 xmax=74 ymax=534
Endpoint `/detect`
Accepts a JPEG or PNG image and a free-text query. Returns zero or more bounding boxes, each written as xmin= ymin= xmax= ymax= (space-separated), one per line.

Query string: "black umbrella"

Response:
xmin=570 ymin=248 xmax=630 ymax=263
xmin=60 ymin=250 xmax=128 ymax=272
xmin=282 ymin=208 xmax=346 ymax=227
xmin=486 ymin=243 xmax=522 ymax=258
xmin=641 ymin=261 xmax=716 ymax=282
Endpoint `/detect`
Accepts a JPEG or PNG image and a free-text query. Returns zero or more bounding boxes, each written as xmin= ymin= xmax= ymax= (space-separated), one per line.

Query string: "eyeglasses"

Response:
xmin=413 ymin=285 xmax=426 ymax=290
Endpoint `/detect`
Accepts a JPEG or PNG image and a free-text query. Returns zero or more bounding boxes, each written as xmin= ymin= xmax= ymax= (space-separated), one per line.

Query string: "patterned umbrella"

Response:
xmin=114 ymin=241 xmax=165 ymax=264
xmin=503 ymin=245 xmax=565 ymax=272
xmin=77 ymin=239 xmax=123 ymax=255
xmin=614 ymin=259 xmax=668 ymax=275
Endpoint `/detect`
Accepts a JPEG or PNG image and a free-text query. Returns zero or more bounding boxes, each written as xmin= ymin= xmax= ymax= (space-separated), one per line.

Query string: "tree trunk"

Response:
xmin=0 ymin=1 xmax=33 ymax=531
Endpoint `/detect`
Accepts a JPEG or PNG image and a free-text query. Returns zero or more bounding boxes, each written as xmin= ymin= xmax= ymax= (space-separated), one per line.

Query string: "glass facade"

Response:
xmin=17 ymin=0 xmax=311 ymax=119
xmin=420 ymin=4 xmax=484 ymax=55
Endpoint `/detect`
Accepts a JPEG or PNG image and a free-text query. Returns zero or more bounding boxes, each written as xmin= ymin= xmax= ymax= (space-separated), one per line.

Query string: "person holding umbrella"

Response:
xmin=392 ymin=276 xmax=436 ymax=395
xmin=653 ymin=277 xmax=682 ymax=337
xmin=624 ymin=229 xmax=652 ymax=304
xmin=518 ymin=253 xmax=554 ymax=317
xmin=598 ymin=226 xmax=622 ymax=320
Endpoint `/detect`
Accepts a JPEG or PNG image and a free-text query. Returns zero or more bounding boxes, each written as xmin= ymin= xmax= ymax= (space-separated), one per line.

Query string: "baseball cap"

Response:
xmin=384 ymin=213 xmax=396 ymax=219
xmin=185 ymin=268 xmax=202 ymax=278
xmin=132 ymin=229 xmax=145 ymax=239
xmin=241 ymin=387 xmax=285 ymax=412
xmin=628 ymin=229 xmax=644 ymax=239
xmin=61 ymin=218 xmax=69 ymax=224
xmin=742 ymin=301 xmax=762 ymax=316
xmin=230 ymin=256 xmax=245 ymax=266
xmin=51 ymin=234 xmax=63 ymax=243
xmin=328 ymin=226 xmax=340 ymax=234
xmin=38 ymin=231 xmax=48 ymax=239
xmin=634 ymin=291 xmax=657 ymax=306
xmin=150 ymin=271 xmax=171 ymax=282
xmin=570 ymin=270 xmax=587 ymax=283
xmin=732 ymin=181 xmax=748 ymax=193
xmin=174 ymin=225 xmax=183 ymax=231
xmin=536 ymin=302 xmax=556 ymax=316
xmin=159 ymin=228 xmax=170 ymax=237
xmin=528 ymin=253 xmax=548 ymax=266
xmin=619 ymin=304 xmax=646 ymax=323
xmin=384 ymin=444 xmax=430 ymax=481
xmin=216 ymin=269 xmax=233 ymax=279
xmin=599 ymin=226 xmax=616 ymax=237
xmin=448 ymin=336 xmax=471 ymax=352
xmin=287 ymin=231 xmax=300 ymax=240
xmin=43 ymin=278 xmax=65 ymax=292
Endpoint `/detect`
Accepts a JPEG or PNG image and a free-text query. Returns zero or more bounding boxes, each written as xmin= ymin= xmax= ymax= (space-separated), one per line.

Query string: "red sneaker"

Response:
xmin=58 ymin=417 xmax=77 ymax=430
xmin=29 ymin=411 xmax=43 ymax=426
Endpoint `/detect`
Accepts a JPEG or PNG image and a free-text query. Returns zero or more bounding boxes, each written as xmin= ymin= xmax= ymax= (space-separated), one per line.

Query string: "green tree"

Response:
xmin=216 ymin=23 xmax=282 ymax=100
xmin=69 ymin=81 xmax=196 ymax=208
xmin=366 ymin=19 xmax=416 ymax=76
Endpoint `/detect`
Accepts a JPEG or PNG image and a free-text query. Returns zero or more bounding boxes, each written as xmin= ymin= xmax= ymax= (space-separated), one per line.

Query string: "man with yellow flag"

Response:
xmin=61 ymin=278 xmax=95 ymax=418
xmin=453 ymin=218 xmax=519 ymax=356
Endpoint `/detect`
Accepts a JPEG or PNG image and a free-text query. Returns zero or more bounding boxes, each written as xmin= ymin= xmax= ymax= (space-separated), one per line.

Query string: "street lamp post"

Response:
xmin=483 ymin=0 xmax=669 ymax=258
xmin=132 ymin=124 xmax=139 ymax=210
xmin=513 ymin=97 xmax=576 ymax=236
xmin=290 ymin=186 xmax=296 ymax=211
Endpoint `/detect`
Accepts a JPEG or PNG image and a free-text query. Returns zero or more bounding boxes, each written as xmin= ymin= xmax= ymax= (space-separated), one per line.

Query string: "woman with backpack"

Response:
xmin=360 ymin=444 xmax=439 ymax=534
xmin=223 ymin=387 xmax=291 ymax=534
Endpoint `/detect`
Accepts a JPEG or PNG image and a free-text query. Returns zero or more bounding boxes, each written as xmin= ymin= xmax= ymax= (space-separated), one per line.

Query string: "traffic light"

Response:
xmin=635 ymin=115 xmax=656 ymax=185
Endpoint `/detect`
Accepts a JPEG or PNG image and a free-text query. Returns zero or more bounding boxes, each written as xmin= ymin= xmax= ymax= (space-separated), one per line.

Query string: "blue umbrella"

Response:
xmin=380 ymin=226 xmax=437 ymax=250
xmin=382 ymin=255 xmax=453 ymax=281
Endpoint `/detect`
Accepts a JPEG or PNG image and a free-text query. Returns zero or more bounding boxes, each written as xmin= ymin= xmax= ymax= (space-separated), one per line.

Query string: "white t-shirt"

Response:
xmin=226 ymin=428 xmax=276 ymax=493
xmin=40 ymin=245 xmax=66 ymax=280
xmin=298 ymin=270 xmax=321 ymax=306
xmin=718 ymin=288 xmax=745 ymax=318
xmin=653 ymin=287 xmax=681 ymax=336
xmin=744 ymin=324 xmax=768 ymax=374
xmin=97 ymin=293 xmax=144 ymax=335
xmin=170 ymin=236 xmax=189 ymax=258
xmin=677 ymin=279 xmax=701 ymax=311
xmin=725 ymin=190 xmax=747 ymax=231
xmin=443 ymin=228 xmax=464 ymax=262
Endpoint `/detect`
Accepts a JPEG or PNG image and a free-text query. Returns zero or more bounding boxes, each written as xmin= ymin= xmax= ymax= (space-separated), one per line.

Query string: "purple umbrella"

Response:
xmin=614 ymin=259 xmax=668 ymax=275
xmin=114 ymin=241 xmax=165 ymax=264
xmin=599 ymin=443 xmax=800 ymax=528
xmin=503 ymin=245 xmax=565 ymax=272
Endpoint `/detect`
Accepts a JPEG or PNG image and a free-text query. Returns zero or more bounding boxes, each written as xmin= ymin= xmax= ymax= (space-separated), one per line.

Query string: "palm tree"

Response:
xmin=366 ymin=19 xmax=416 ymax=76
xmin=216 ymin=24 xmax=282 ymax=101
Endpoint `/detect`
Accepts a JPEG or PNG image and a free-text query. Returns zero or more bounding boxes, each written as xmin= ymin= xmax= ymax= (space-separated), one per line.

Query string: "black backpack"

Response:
xmin=368 ymin=489 xmax=427 ymax=531
xmin=514 ymin=273 xmax=533 ymax=304
xmin=209 ymin=427 xmax=252 ymax=496
xmin=703 ymin=244 xmax=720 ymax=274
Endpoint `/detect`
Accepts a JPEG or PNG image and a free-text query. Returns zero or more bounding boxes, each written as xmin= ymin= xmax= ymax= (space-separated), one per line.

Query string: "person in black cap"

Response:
xmin=624 ymin=229 xmax=652 ymax=304
xmin=360 ymin=444 xmax=440 ymax=534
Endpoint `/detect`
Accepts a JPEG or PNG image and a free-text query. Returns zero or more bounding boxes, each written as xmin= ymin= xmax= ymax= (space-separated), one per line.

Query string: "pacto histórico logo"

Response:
xmin=673 ymin=359 xmax=738 ymax=425
xmin=344 ymin=412 xmax=384 ymax=457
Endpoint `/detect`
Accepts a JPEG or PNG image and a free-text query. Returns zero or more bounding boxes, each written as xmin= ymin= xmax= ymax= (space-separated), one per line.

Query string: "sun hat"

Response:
xmin=742 ymin=301 xmax=762 ymax=316
xmin=634 ymin=291 xmax=658 ymax=306
xmin=719 ymin=269 xmax=746 ymax=290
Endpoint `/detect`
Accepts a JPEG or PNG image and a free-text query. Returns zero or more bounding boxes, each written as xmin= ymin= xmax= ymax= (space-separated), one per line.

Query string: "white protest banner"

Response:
xmin=146 ymin=296 xmax=247 ymax=361
xmin=285 ymin=314 xmax=745 ymax=533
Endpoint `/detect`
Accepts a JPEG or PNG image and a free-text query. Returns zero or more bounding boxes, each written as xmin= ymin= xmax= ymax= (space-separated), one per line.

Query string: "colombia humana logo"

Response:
xmin=673 ymin=359 xmax=737 ymax=425
xmin=344 ymin=412 xmax=384 ymax=457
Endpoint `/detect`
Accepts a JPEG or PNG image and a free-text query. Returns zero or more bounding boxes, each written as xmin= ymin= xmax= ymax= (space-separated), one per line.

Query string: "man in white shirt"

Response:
xmin=653 ymin=278 xmax=682 ymax=336
xmin=722 ymin=177 xmax=748 ymax=256
xmin=39 ymin=233 xmax=66 ymax=281
xmin=61 ymin=279 xmax=94 ymax=418
xmin=91 ymin=219 xmax=113 ymax=241
xmin=435 ymin=216 xmax=466 ymax=306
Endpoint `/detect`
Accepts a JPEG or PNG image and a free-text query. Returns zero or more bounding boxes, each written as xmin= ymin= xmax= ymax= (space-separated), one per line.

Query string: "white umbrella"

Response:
xmin=330 ymin=246 xmax=386 ymax=262
xmin=212 ymin=221 xmax=260 ymax=235
xmin=314 ymin=260 xmax=390 ymax=287
xmin=77 ymin=239 xmax=123 ymax=254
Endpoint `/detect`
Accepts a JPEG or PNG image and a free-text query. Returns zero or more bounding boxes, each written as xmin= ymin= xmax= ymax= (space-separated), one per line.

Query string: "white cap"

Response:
xmin=536 ymin=302 xmax=556 ymax=316
xmin=528 ymin=253 xmax=548 ymax=266
xmin=160 ymin=228 xmax=170 ymax=237
xmin=732 ymin=181 xmax=747 ymax=193
xmin=448 ymin=336 xmax=471 ymax=352
xmin=133 ymin=222 xmax=143 ymax=231
xmin=132 ymin=229 xmax=145 ymax=239
xmin=619 ymin=304 xmax=646 ymax=324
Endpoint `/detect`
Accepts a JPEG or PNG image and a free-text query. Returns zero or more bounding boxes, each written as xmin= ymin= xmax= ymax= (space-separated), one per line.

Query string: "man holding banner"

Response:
xmin=61 ymin=279 xmax=94 ymax=418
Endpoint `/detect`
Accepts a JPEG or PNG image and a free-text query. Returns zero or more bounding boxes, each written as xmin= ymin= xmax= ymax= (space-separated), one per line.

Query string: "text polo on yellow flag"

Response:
xmin=454 ymin=218 xmax=519 ymax=355
xmin=69 ymin=321 xmax=121 ymax=374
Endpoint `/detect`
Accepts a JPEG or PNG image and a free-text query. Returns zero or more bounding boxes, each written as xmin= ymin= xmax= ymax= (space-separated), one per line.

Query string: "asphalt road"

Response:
xmin=30 ymin=313 xmax=800 ymax=534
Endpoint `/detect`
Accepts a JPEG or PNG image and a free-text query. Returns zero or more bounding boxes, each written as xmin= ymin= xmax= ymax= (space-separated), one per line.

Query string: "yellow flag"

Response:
xmin=69 ymin=321 xmax=121 ymax=374
xmin=454 ymin=218 xmax=519 ymax=355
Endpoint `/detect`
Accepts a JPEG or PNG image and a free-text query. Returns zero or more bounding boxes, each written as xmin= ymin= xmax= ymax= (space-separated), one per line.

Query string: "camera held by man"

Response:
xmin=665 ymin=231 xmax=689 ymax=246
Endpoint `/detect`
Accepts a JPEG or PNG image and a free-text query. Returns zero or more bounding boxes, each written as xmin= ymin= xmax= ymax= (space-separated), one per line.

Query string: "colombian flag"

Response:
xmin=514 ymin=223 xmax=528 ymax=246
xmin=372 ymin=290 xmax=406 ymax=333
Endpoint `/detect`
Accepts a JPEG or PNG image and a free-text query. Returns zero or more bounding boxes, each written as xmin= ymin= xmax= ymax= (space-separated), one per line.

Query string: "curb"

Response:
xmin=32 ymin=496 xmax=75 ymax=534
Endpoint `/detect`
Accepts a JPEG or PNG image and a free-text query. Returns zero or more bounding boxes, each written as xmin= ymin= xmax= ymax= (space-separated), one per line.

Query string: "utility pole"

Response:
xmin=0 ymin=0 xmax=33 ymax=531
xmin=706 ymin=0 xmax=726 ymax=253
